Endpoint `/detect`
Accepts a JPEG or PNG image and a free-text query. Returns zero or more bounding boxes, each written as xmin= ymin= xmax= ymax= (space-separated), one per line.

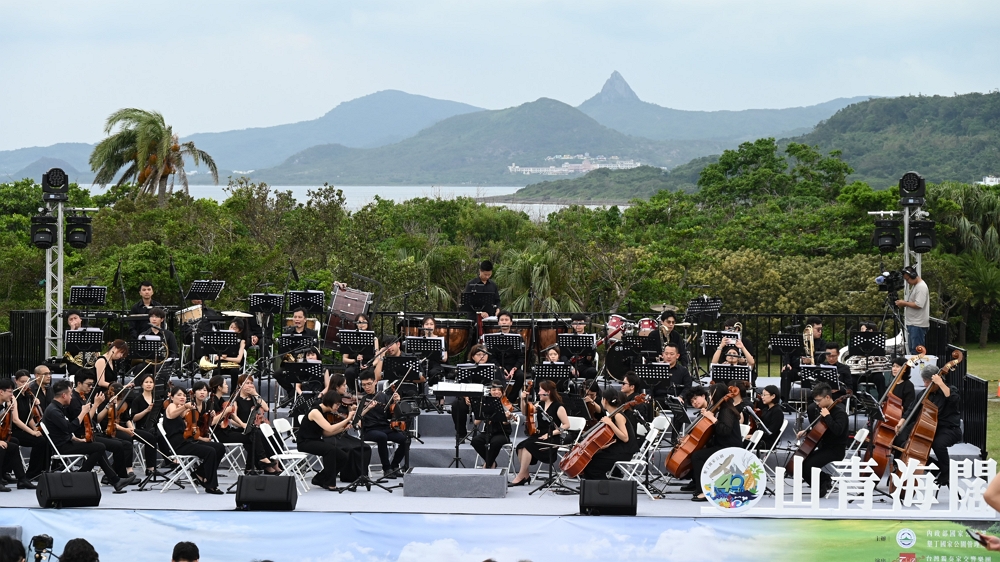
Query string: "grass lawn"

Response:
xmin=966 ymin=343 xmax=1000 ymax=461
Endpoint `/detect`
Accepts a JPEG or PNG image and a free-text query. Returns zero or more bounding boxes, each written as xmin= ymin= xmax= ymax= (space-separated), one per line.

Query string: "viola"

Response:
xmin=522 ymin=380 xmax=537 ymax=436
xmin=560 ymin=394 xmax=647 ymax=478
xmin=218 ymin=399 xmax=233 ymax=429
xmin=785 ymin=394 xmax=850 ymax=472
xmin=183 ymin=390 xmax=200 ymax=440
xmin=79 ymin=390 xmax=94 ymax=443
xmin=867 ymin=345 xmax=925 ymax=478
xmin=897 ymin=350 xmax=964 ymax=474
xmin=106 ymin=390 xmax=119 ymax=438
xmin=0 ymin=407 xmax=11 ymax=442
xmin=665 ymin=386 xmax=740 ymax=478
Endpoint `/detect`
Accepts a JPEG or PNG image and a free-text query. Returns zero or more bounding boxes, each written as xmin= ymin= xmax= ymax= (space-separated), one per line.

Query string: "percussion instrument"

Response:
xmin=605 ymin=314 xmax=629 ymax=340
xmin=482 ymin=318 xmax=568 ymax=353
xmin=324 ymin=285 xmax=374 ymax=345
xmin=284 ymin=317 xmax=321 ymax=332
xmin=400 ymin=317 xmax=473 ymax=357
xmin=638 ymin=318 xmax=657 ymax=334
xmin=176 ymin=305 xmax=203 ymax=324
xmin=603 ymin=341 xmax=641 ymax=381
xmin=220 ymin=310 xmax=253 ymax=318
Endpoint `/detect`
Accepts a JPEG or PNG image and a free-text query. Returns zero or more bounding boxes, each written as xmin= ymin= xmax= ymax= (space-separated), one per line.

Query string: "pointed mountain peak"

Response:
xmin=599 ymin=71 xmax=641 ymax=103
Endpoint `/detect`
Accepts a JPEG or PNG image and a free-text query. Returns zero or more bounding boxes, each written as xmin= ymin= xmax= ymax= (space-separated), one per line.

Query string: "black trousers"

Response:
xmin=931 ymin=425 xmax=963 ymax=486
xmin=59 ymin=440 xmax=119 ymax=483
xmin=363 ymin=428 xmax=409 ymax=470
xmin=690 ymin=445 xmax=723 ymax=490
xmin=12 ymin=429 xmax=49 ymax=477
xmin=471 ymin=432 xmax=509 ymax=468
xmin=298 ymin=437 xmax=347 ymax=487
xmin=451 ymin=399 xmax=470 ymax=439
xmin=175 ymin=439 xmax=223 ymax=489
xmin=330 ymin=434 xmax=370 ymax=482
xmin=95 ymin=435 xmax=132 ymax=478
xmin=800 ymin=446 xmax=846 ymax=492
xmin=0 ymin=437 xmax=27 ymax=480
xmin=130 ymin=429 xmax=159 ymax=469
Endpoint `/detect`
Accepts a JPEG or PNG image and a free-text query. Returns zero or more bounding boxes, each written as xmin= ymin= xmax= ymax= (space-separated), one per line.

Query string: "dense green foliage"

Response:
xmin=498 ymin=166 xmax=674 ymax=203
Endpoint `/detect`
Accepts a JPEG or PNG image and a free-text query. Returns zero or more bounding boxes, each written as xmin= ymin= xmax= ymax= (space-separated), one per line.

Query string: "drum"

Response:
xmin=638 ymin=318 xmax=657 ymax=335
xmin=176 ymin=305 xmax=203 ymax=324
xmin=533 ymin=318 xmax=569 ymax=352
xmin=330 ymin=286 xmax=372 ymax=318
xmin=399 ymin=317 xmax=473 ymax=357
xmin=604 ymin=341 xmax=641 ymax=381
xmin=606 ymin=314 xmax=629 ymax=340
xmin=284 ymin=317 xmax=321 ymax=331
xmin=324 ymin=313 xmax=357 ymax=347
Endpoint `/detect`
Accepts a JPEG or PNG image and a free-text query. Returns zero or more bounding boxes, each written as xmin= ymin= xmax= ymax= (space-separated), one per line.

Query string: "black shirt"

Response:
xmin=653 ymin=363 xmax=692 ymax=396
xmin=298 ymin=405 xmax=326 ymax=441
xmin=140 ymin=327 xmax=179 ymax=360
xmin=891 ymin=379 xmax=917 ymax=415
xmin=758 ymin=404 xmax=785 ymax=449
xmin=129 ymin=299 xmax=162 ymax=338
xmin=904 ymin=384 xmax=962 ymax=431
xmin=824 ymin=361 xmax=853 ymax=390
xmin=461 ymin=277 xmax=500 ymax=315
xmin=359 ymin=391 xmax=392 ymax=431
xmin=42 ymin=400 xmax=79 ymax=447
xmin=807 ymin=402 xmax=849 ymax=450
xmin=712 ymin=407 xmax=743 ymax=449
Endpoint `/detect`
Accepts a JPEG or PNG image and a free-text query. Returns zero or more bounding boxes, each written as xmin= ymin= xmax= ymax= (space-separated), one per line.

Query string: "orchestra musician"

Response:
xmin=230 ymin=374 xmax=282 ymax=474
xmin=509 ymin=380 xmax=571 ymax=487
xmin=284 ymin=308 xmax=318 ymax=340
xmin=780 ymin=317 xmax=825 ymax=402
xmin=0 ymin=378 xmax=35 ymax=490
xmin=129 ymin=281 xmax=162 ymax=338
xmin=451 ymin=344 xmax=490 ymax=441
xmin=494 ymin=311 xmax=525 ymax=400
xmin=94 ymin=382 xmax=142 ymax=482
xmin=683 ymin=384 xmax=743 ymax=501
xmin=30 ymin=365 xmax=52 ymax=413
xmin=568 ymin=313 xmax=598 ymax=379
xmin=41 ymin=379 xmax=134 ymax=492
xmin=621 ymin=372 xmax=653 ymax=422
xmin=462 ymin=260 xmax=501 ymax=319
xmin=323 ymin=373 xmax=372 ymax=482
xmin=276 ymin=308 xmax=319 ymax=402
xmin=580 ymin=388 xmax=636 ymax=480
xmin=888 ymin=356 xmax=916 ymax=413
xmin=94 ymin=340 xmax=129 ymax=391
xmin=297 ymin=390 xmax=357 ymax=491
xmin=358 ymin=370 xmax=410 ymax=479
xmin=711 ymin=336 xmax=756 ymax=369
xmin=470 ymin=382 xmax=513 ymax=469
xmin=342 ymin=313 xmax=379 ymax=391
xmin=140 ymin=308 xmax=178 ymax=362
xmin=582 ymin=380 xmax=605 ymax=420
xmin=894 ymin=365 xmax=962 ymax=488
xmin=652 ymin=343 xmax=692 ymax=402
xmin=217 ymin=319 xmax=249 ymax=392
xmin=127 ymin=373 xmax=162 ymax=475
xmin=417 ymin=316 xmax=448 ymax=385
xmin=69 ymin=373 xmax=131 ymax=483
xmin=796 ymin=382 xmax=848 ymax=498
xmin=754 ymin=385 xmax=785 ymax=451
xmin=658 ymin=311 xmax=688 ymax=365
xmin=64 ymin=310 xmax=98 ymax=377
xmin=11 ymin=369 xmax=50 ymax=479
xmin=822 ymin=343 xmax=855 ymax=396
xmin=163 ymin=385 xmax=223 ymax=494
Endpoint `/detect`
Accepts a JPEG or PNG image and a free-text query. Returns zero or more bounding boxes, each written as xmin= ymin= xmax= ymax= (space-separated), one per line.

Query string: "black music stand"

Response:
xmin=633 ymin=362 xmax=677 ymax=409
xmin=185 ymin=280 xmax=225 ymax=302
xmin=383 ymin=355 xmax=423 ymax=390
xmin=65 ymin=328 xmax=103 ymax=354
xmin=339 ymin=330 xmax=376 ymax=362
xmin=769 ymin=334 xmax=806 ymax=357
xmin=849 ymin=331 xmax=888 ymax=392
xmin=701 ymin=330 xmax=741 ymax=355
xmin=198 ymin=330 xmax=241 ymax=358
xmin=455 ymin=364 xmax=493 ymax=385
xmin=283 ymin=361 xmax=324 ymax=387
xmin=557 ymin=333 xmax=596 ymax=356
xmin=484 ymin=333 xmax=523 ymax=381
xmin=800 ymin=364 xmax=841 ymax=389
xmin=855 ymin=391 xmax=885 ymax=423
xmin=279 ymin=333 xmax=317 ymax=356
xmin=403 ymin=336 xmax=445 ymax=410
xmin=248 ymin=292 xmax=283 ymax=409
xmin=661 ymin=397 xmax=691 ymax=446
xmin=286 ymin=290 xmax=325 ymax=314
xmin=683 ymin=296 xmax=722 ymax=324
xmin=69 ymin=285 xmax=107 ymax=307
xmin=708 ymin=364 xmax=752 ymax=386
xmin=623 ymin=334 xmax=661 ymax=357
xmin=532 ymin=363 xmax=574 ymax=388
xmin=249 ymin=293 xmax=284 ymax=315
xmin=133 ymin=335 xmax=166 ymax=365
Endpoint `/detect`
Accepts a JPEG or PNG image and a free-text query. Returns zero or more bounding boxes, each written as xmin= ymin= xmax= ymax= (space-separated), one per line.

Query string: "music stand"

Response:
xmin=483 ymin=333 xmax=523 ymax=352
xmin=532 ymin=363 xmax=574 ymax=387
xmin=769 ymin=334 xmax=805 ymax=356
xmin=248 ymin=293 xmax=284 ymax=314
xmin=279 ymin=334 xmax=317 ymax=356
xmin=404 ymin=336 xmax=445 ymax=361
xmin=709 ymin=364 xmax=752 ymax=386
xmin=557 ymin=333 xmax=596 ymax=356
xmin=855 ymin=391 xmax=885 ymax=423
xmin=133 ymin=335 xmax=166 ymax=363
xmin=282 ymin=361 xmax=324 ymax=385
xmin=198 ymin=330 xmax=241 ymax=357
xmin=623 ymin=334 xmax=661 ymax=356
xmin=286 ymin=290 xmax=325 ymax=314
xmin=661 ymin=397 xmax=691 ymax=445
xmin=455 ymin=363 xmax=494 ymax=384
xmin=849 ymin=331 xmax=886 ymax=357
xmin=683 ymin=296 xmax=722 ymax=324
xmin=65 ymin=328 xmax=103 ymax=354
xmin=383 ymin=355 xmax=422 ymax=385
xmin=69 ymin=286 xmax=107 ymax=307
xmin=634 ymin=362 xmax=677 ymax=407
xmin=701 ymin=330 xmax=741 ymax=355
xmin=800 ymin=364 xmax=841 ymax=389
xmin=460 ymin=291 xmax=494 ymax=315
xmin=185 ymin=280 xmax=225 ymax=302
xmin=338 ymin=330 xmax=376 ymax=360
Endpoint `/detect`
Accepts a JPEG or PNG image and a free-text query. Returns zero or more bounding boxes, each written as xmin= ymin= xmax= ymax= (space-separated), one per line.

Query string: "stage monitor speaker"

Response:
xmin=579 ymin=479 xmax=637 ymax=516
xmin=235 ymin=475 xmax=297 ymax=511
xmin=36 ymin=472 xmax=101 ymax=508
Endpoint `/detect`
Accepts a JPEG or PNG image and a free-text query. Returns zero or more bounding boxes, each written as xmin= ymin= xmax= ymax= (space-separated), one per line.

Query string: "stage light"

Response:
xmin=42 ymin=168 xmax=69 ymax=202
xmin=30 ymin=209 xmax=57 ymax=249
xmin=909 ymin=220 xmax=935 ymax=253
xmin=65 ymin=214 xmax=92 ymax=249
xmin=899 ymin=171 xmax=926 ymax=207
xmin=872 ymin=219 xmax=901 ymax=253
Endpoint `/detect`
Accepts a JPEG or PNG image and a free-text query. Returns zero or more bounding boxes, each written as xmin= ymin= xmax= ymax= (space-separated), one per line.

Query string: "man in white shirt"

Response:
xmin=895 ymin=266 xmax=929 ymax=354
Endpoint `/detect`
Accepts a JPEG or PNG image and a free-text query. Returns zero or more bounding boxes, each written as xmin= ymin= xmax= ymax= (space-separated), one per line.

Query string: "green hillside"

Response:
xmin=253 ymin=98 xmax=728 ymax=185
xmin=491 ymin=165 xmax=671 ymax=202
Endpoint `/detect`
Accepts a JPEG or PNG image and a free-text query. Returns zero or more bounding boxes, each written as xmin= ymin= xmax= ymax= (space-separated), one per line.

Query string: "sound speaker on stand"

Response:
xmin=36 ymin=472 xmax=102 ymax=508
xmin=235 ymin=475 xmax=297 ymax=511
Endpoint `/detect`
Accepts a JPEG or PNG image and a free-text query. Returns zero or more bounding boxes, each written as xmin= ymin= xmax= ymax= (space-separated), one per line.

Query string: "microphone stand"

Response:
xmin=226 ymin=398 xmax=264 ymax=493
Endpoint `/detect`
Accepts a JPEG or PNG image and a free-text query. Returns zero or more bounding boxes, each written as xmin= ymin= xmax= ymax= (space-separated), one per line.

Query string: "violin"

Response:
xmin=665 ymin=386 xmax=740 ymax=478
xmin=0 ymin=406 xmax=11 ymax=442
xmin=183 ymin=390 xmax=200 ymax=440
xmin=522 ymin=380 xmax=537 ymax=436
xmin=106 ymin=389 xmax=119 ymax=438
xmin=560 ymin=394 xmax=647 ymax=478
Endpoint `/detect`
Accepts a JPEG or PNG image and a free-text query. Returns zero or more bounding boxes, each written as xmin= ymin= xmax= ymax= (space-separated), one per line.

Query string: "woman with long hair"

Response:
xmin=509 ymin=380 xmax=571 ymax=486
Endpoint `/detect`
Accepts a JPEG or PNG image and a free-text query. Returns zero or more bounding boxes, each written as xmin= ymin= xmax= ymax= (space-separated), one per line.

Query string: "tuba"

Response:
xmin=802 ymin=325 xmax=815 ymax=366
xmin=198 ymin=356 xmax=218 ymax=371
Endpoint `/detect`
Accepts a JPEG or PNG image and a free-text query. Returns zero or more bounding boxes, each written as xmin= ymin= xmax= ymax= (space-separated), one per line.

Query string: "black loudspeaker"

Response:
xmin=36 ymin=472 xmax=102 ymax=508
xmin=579 ymin=479 xmax=637 ymax=516
xmin=236 ymin=475 xmax=297 ymax=511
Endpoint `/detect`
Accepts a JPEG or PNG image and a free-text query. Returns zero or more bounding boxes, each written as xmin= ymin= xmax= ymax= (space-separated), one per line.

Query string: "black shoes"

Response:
xmin=508 ymin=478 xmax=528 ymax=487
xmin=205 ymin=487 xmax=223 ymax=495
xmin=0 ymin=483 xmax=10 ymax=493
xmin=679 ymin=482 xmax=697 ymax=493
xmin=17 ymin=479 xmax=36 ymax=490
xmin=691 ymin=494 xmax=708 ymax=502
xmin=112 ymin=474 xmax=136 ymax=493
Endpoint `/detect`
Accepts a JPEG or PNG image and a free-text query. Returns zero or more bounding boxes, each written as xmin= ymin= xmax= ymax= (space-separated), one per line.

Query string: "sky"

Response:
xmin=1 ymin=0 xmax=999 ymax=151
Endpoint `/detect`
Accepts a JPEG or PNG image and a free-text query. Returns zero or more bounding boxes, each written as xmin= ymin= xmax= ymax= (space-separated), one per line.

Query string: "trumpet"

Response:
xmin=199 ymin=356 xmax=218 ymax=371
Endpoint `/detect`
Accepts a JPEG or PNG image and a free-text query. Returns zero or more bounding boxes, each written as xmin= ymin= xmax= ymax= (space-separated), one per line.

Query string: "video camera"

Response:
xmin=875 ymin=270 xmax=905 ymax=293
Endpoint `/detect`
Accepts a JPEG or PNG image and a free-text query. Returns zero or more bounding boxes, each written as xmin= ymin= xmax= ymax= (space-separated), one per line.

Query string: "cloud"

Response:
xmin=396 ymin=538 xmax=532 ymax=562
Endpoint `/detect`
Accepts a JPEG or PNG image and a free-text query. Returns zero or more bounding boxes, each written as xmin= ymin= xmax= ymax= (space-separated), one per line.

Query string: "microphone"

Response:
xmin=169 ymin=256 xmax=177 ymax=278
xmin=289 ymin=259 xmax=299 ymax=283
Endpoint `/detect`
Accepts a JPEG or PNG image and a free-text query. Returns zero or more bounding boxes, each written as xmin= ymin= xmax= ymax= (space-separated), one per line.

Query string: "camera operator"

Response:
xmin=894 ymin=266 xmax=929 ymax=354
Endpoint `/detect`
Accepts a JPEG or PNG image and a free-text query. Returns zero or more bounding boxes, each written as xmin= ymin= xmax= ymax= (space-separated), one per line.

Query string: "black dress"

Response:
xmin=296 ymin=405 xmax=348 ymax=488
xmin=515 ymin=401 xmax=565 ymax=465
xmin=163 ymin=408 xmax=222 ymax=490
xmin=581 ymin=412 xmax=637 ymax=480
xmin=689 ymin=407 xmax=742 ymax=490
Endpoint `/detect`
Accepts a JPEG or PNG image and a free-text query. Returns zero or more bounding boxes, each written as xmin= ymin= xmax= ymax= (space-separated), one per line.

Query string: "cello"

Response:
xmin=664 ymin=386 xmax=740 ymax=478
xmin=560 ymin=393 xmax=647 ymax=478
xmin=896 ymin=350 xmax=964 ymax=473
xmin=867 ymin=345 xmax=925 ymax=478
xmin=785 ymin=394 xmax=849 ymax=472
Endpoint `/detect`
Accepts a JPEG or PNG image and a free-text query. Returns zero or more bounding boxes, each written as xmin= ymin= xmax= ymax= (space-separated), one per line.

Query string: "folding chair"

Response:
xmin=156 ymin=419 xmax=202 ymax=494
xmin=610 ymin=417 xmax=667 ymax=500
xmin=758 ymin=419 xmax=789 ymax=481
xmin=39 ymin=422 xmax=86 ymax=473
xmin=210 ymin=428 xmax=245 ymax=477
xmin=474 ymin=416 xmax=521 ymax=474
xmin=745 ymin=429 xmax=764 ymax=451
xmin=824 ymin=428 xmax=869 ymax=498
xmin=259 ymin=422 xmax=311 ymax=494
xmin=530 ymin=416 xmax=587 ymax=494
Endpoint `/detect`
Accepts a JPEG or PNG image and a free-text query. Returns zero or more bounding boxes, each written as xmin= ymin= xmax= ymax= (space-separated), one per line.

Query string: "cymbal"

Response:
xmin=674 ymin=322 xmax=694 ymax=327
xmin=126 ymin=314 xmax=150 ymax=320
xmin=650 ymin=303 xmax=675 ymax=313
xmin=220 ymin=310 xmax=253 ymax=318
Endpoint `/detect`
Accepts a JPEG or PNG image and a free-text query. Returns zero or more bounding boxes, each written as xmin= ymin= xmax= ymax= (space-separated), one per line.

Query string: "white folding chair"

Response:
xmin=532 ymin=416 xmax=587 ymax=482
xmin=610 ymin=418 xmax=667 ymax=500
xmin=40 ymin=422 xmax=86 ymax=473
xmin=758 ymin=419 xmax=789 ymax=479
xmin=474 ymin=416 xmax=521 ymax=474
xmin=745 ymin=429 xmax=764 ymax=451
xmin=740 ymin=423 xmax=752 ymax=439
xmin=259 ymin=422 xmax=311 ymax=493
xmin=825 ymin=427 xmax=869 ymax=498
xmin=210 ymin=428 xmax=245 ymax=477
xmin=156 ymin=419 xmax=202 ymax=494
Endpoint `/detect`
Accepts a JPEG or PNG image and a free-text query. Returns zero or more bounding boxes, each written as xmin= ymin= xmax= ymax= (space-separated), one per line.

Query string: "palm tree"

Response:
xmin=934 ymin=182 xmax=1000 ymax=260
xmin=494 ymin=242 xmax=582 ymax=314
xmin=963 ymin=252 xmax=1000 ymax=348
xmin=90 ymin=108 xmax=218 ymax=205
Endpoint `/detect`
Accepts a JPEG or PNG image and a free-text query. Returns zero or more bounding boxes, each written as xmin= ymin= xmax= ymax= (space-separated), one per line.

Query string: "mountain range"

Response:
xmin=0 ymin=72 xmax=872 ymax=187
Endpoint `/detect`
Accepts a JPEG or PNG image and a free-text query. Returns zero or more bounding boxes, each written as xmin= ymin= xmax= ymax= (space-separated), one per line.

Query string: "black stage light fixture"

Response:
xmin=30 ymin=210 xmax=58 ymax=249
xmin=65 ymin=214 xmax=92 ymax=249
xmin=899 ymin=171 xmax=926 ymax=207
xmin=872 ymin=219 xmax=901 ymax=253
xmin=42 ymin=167 xmax=69 ymax=202
xmin=909 ymin=219 xmax=935 ymax=253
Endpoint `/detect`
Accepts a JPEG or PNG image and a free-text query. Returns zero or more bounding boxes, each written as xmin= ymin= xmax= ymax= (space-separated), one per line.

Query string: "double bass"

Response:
xmin=867 ymin=346 xmax=925 ymax=478
xmin=664 ymin=386 xmax=739 ymax=478
xmin=785 ymin=394 xmax=849 ymax=472
xmin=560 ymin=394 xmax=647 ymax=478
xmin=896 ymin=350 xmax=964 ymax=473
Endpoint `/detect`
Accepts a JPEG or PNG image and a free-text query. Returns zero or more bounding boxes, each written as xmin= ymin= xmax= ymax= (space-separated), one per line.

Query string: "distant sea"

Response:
xmin=83 ymin=184 xmax=621 ymax=219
